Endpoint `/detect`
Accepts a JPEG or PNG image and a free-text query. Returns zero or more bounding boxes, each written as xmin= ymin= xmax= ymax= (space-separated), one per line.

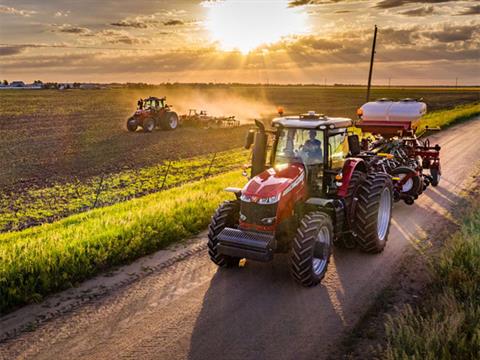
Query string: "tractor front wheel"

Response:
xmin=354 ymin=172 xmax=393 ymax=253
xmin=143 ymin=118 xmax=155 ymax=133
xmin=291 ymin=212 xmax=333 ymax=287
xmin=208 ymin=201 xmax=240 ymax=268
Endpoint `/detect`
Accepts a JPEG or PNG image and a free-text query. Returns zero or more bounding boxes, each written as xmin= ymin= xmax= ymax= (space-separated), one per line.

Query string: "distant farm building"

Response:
xmin=10 ymin=81 xmax=25 ymax=88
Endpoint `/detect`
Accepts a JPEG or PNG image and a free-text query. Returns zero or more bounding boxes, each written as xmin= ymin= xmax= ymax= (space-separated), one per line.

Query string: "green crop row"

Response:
xmin=384 ymin=201 xmax=480 ymax=359
xmin=0 ymin=148 xmax=249 ymax=233
xmin=0 ymin=170 xmax=246 ymax=313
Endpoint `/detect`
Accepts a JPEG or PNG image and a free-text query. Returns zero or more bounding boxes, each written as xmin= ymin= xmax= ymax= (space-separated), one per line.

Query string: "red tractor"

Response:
xmin=208 ymin=111 xmax=394 ymax=286
xmin=127 ymin=96 xmax=179 ymax=133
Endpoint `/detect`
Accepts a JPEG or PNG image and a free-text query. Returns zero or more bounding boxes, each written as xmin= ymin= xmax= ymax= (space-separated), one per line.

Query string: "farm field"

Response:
xmin=0 ymin=86 xmax=478 ymax=193
xmin=0 ymin=104 xmax=479 ymax=313
xmin=0 ymin=148 xmax=249 ymax=233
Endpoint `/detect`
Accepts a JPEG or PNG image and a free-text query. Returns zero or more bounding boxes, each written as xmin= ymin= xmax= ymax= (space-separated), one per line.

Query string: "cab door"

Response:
xmin=326 ymin=129 xmax=349 ymax=194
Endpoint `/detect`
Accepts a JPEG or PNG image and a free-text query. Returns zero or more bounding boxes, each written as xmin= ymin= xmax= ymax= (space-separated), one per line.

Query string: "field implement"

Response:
xmin=357 ymin=99 xmax=441 ymax=206
xmin=207 ymin=100 xmax=441 ymax=286
xmin=180 ymin=109 xmax=240 ymax=128
xmin=127 ymin=97 xmax=179 ymax=132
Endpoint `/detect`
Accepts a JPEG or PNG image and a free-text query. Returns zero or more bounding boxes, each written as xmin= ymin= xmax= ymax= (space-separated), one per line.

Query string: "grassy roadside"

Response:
xmin=417 ymin=102 xmax=480 ymax=134
xmin=0 ymin=148 xmax=249 ymax=233
xmin=0 ymin=170 xmax=245 ymax=313
xmin=384 ymin=201 xmax=480 ymax=359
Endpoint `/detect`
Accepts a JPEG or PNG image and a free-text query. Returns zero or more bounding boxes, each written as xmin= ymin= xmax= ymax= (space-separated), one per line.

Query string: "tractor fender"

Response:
xmin=337 ymin=158 xmax=367 ymax=198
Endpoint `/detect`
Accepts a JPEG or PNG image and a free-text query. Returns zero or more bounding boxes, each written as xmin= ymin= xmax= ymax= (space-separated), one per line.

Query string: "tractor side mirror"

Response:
xmin=348 ymin=135 xmax=361 ymax=156
xmin=245 ymin=130 xmax=255 ymax=149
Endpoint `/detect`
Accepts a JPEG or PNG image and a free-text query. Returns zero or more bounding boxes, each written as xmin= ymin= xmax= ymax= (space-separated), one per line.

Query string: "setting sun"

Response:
xmin=204 ymin=0 xmax=310 ymax=53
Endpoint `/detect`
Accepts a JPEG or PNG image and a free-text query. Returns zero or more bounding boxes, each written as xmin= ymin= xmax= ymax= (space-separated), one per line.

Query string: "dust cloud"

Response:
xmin=168 ymin=89 xmax=275 ymax=124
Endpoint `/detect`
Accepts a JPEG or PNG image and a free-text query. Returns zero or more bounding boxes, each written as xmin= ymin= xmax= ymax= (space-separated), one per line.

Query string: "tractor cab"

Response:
xmin=141 ymin=96 xmax=167 ymax=111
xmin=269 ymin=112 xmax=354 ymax=197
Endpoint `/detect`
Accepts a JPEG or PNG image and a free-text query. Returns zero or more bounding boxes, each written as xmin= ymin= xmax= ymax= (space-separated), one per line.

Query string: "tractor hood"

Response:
xmin=242 ymin=163 xmax=305 ymax=200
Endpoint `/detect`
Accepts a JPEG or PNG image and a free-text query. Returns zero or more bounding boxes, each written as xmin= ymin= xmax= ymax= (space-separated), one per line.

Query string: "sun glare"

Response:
xmin=204 ymin=0 xmax=309 ymax=53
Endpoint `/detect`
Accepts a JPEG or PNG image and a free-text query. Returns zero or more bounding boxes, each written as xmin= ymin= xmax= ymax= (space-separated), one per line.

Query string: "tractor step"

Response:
xmin=217 ymin=228 xmax=275 ymax=262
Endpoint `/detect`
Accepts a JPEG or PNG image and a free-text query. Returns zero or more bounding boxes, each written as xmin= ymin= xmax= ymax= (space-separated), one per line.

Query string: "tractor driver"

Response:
xmin=137 ymin=99 xmax=143 ymax=110
xmin=303 ymin=130 xmax=323 ymax=160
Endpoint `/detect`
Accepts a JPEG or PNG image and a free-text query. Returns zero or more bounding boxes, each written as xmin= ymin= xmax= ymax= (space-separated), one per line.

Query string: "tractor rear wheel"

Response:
xmin=208 ymin=201 xmax=240 ymax=268
xmin=335 ymin=170 xmax=366 ymax=248
xmin=354 ymin=172 xmax=393 ymax=253
xmin=127 ymin=118 xmax=138 ymax=132
xmin=161 ymin=112 xmax=179 ymax=130
xmin=143 ymin=118 xmax=155 ymax=133
xmin=291 ymin=212 xmax=333 ymax=287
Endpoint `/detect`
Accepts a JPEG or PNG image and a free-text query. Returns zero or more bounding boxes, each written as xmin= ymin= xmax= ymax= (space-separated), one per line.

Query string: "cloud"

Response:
xmin=375 ymin=0 xmax=460 ymax=9
xmin=54 ymin=11 xmax=70 ymax=17
xmin=52 ymin=24 xmax=91 ymax=35
xmin=0 ymin=5 xmax=36 ymax=17
xmin=400 ymin=5 xmax=436 ymax=16
xmin=423 ymin=24 xmax=479 ymax=42
xmin=288 ymin=0 xmax=358 ymax=6
xmin=457 ymin=5 xmax=480 ymax=16
xmin=110 ymin=20 xmax=148 ymax=28
xmin=96 ymin=29 xmax=151 ymax=45
xmin=163 ymin=19 xmax=184 ymax=26
xmin=0 ymin=45 xmax=27 ymax=56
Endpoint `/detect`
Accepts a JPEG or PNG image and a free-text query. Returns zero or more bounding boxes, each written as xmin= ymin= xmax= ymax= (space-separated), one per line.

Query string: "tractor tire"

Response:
xmin=143 ymin=118 xmax=155 ymax=133
xmin=430 ymin=166 xmax=441 ymax=187
xmin=126 ymin=118 xmax=138 ymax=132
xmin=160 ymin=112 xmax=179 ymax=130
xmin=391 ymin=166 xmax=421 ymax=197
xmin=290 ymin=212 xmax=333 ymax=287
xmin=207 ymin=201 xmax=240 ymax=268
xmin=354 ymin=172 xmax=393 ymax=254
xmin=334 ymin=170 xmax=366 ymax=248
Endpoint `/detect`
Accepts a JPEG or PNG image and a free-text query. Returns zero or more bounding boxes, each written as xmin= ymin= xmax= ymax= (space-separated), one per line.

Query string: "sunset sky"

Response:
xmin=0 ymin=0 xmax=479 ymax=85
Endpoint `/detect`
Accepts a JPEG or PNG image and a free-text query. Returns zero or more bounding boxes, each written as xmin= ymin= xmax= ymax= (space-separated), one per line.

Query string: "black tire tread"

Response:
xmin=354 ymin=172 xmax=393 ymax=254
xmin=291 ymin=212 xmax=333 ymax=287
xmin=335 ymin=171 xmax=366 ymax=248
xmin=207 ymin=201 xmax=240 ymax=267
xmin=143 ymin=117 xmax=155 ymax=133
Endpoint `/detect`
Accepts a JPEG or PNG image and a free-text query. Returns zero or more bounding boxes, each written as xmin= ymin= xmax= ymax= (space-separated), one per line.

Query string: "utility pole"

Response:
xmin=388 ymin=77 xmax=391 ymax=88
xmin=366 ymin=25 xmax=378 ymax=102
xmin=455 ymin=77 xmax=458 ymax=88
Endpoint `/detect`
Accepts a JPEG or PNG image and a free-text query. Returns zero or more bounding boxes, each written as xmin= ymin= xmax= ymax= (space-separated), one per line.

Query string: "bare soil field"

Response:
xmin=0 ymin=86 xmax=478 ymax=191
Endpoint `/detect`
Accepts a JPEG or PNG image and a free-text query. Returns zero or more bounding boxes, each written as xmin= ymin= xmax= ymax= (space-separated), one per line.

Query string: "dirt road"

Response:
xmin=1 ymin=118 xmax=479 ymax=360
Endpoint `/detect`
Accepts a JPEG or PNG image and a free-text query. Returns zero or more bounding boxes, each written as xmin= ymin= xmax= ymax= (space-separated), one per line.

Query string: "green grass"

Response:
xmin=417 ymin=102 xmax=480 ymax=134
xmin=0 ymin=170 xmax=246 ymax=313
xmin=384 ymin=202 xmax=480 ymax=359
xmin=0 ymin=148 xmax=249 ymax=232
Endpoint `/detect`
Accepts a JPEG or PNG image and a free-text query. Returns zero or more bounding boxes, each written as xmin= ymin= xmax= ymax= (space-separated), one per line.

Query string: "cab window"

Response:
xmin=328 ymin=132 xmax=349 ymax=169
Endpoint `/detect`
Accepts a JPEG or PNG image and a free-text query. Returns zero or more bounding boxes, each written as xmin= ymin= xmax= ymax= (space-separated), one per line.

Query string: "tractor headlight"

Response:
xmin=261 ymin=217 xmax=276 ymax=225
xmin=258 ymin=194 xmax=281 ymax=204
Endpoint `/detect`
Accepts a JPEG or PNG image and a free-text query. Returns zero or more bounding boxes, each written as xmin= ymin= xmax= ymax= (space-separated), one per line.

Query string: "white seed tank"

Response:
xmin=360 ymin=99 xmax=427 ymax=122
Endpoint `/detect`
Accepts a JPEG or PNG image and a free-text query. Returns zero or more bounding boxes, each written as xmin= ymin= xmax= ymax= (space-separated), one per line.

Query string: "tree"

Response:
xmin=2 ymin=80 xmax=8 ymax=86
